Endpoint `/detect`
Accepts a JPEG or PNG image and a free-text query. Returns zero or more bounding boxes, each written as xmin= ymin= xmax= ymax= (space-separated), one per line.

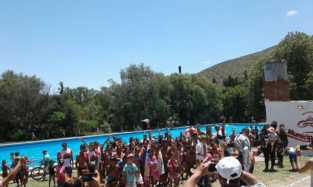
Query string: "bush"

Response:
xmin=101 ymin=121 xmax=112 ymax=133
xmin=78 ymin=120 xmax=99 ymax=134
xmin=13 ymin=130 xmax=28 ymax=141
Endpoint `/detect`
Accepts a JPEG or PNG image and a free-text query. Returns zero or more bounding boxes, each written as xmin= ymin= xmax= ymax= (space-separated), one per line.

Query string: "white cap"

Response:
xmin=288 ymin=147 xmax=296 ymax=153
xmin=216 ymin=157 xmax=242 ymax=184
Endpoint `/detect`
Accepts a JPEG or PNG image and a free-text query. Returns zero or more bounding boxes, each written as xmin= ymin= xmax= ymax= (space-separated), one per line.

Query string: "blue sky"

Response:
xmin=0 ymin=0 xmax=312 ymax=90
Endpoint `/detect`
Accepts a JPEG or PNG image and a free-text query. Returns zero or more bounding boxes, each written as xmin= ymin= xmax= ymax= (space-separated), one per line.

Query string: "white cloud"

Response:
xmin=286 ymin=10 xmax=298 ymax=17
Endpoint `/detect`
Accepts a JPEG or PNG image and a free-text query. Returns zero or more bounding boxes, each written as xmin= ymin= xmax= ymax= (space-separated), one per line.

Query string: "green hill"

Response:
xmin=199 ymin=47 xmax=275 ymax=83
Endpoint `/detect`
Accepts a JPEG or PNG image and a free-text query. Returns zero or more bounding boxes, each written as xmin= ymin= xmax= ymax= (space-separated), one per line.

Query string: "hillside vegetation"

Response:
xmin=199 ymin=47 xmax=275 ymax=83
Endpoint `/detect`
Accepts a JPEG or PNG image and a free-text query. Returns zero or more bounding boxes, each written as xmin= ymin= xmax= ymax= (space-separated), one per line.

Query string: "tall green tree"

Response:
xmin=0 ymin=71 xmax=50 ymax=141
xmin=108 ymin=64 xmax=166 ymax=130
xmin=223 ymin=85 xmax=248 ymax=122
xmin=274 ymin=32 xmax=313 ymax=99
xmin=247 ymin=62 xmax=266 ymax=121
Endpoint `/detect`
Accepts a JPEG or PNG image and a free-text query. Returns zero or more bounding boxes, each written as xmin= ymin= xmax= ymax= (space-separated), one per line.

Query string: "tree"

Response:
xmin=169 ymin=74 xmax=222 ymax=124
xmin=58 ymin=81 xmax=64 ymax=95
xmin=223 ymin=75 xmax=240 ymax=87
xmin=244 ymin=70 xmax=248 ymax=80
xmin=62 ymin=98 xmax=80 ymax=136
xmin=247 ymin=62 xmax=266 ymax=121
xmin=168 ymin=74 xmax=194 ymax=124
xmin=107 ymin=64 xmax=167 ymax=131
xmin=223 ymin=85 xmax=248 ymax=122
xmin=212 ymin=78 xmax=217 ymax=84
xmin=274 ymin=32 xmax=313 ymax=99
xmin=0 ymin=71 xmax=50 ymax=141
xmin=305 ymin=72 xmax=313 ymax=99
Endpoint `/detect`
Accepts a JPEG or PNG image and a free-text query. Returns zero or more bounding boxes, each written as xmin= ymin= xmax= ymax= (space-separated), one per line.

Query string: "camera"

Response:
xmin=208 ymin=163 xmax=217 ymax=172
xmin=81 ymin=162 xmax=98 ymax=182
xmin=81 ymin=173 xmax=97 ymax=182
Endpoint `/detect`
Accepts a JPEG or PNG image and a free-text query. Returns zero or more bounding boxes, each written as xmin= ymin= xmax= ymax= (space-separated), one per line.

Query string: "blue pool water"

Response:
xmin=0 ymin=123 xmax=263 ymax=169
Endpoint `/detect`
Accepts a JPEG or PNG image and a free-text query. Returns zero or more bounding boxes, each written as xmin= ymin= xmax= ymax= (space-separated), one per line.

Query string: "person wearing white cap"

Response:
xmin=184 ymin=156 xmax=265 ymax=187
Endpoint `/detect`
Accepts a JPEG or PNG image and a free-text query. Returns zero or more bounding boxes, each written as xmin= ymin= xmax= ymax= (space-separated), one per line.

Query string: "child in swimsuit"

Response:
xmin=147 ymin=151 xmax=160 ymax=186
xmin=76 ymin=145 xmax=89 ymax=177
xmin=167 ymin=155 xmax=180 ymax=187
xmin=1 ymin=160 xmax=8 ymax=178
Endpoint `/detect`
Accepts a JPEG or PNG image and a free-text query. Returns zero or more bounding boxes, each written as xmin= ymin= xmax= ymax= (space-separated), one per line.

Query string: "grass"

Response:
xmin=6 ymin=156 xmax=312 ymax=187
xmin=251 ymin=156 xmax=311 ymax=187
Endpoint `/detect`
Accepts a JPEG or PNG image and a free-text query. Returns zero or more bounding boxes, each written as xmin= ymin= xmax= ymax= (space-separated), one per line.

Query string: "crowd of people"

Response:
xmin=0 ymin=121 xmax=312 ymax=187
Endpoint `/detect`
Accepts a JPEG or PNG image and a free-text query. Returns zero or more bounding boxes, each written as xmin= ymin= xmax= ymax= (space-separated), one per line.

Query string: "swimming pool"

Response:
xmin=0 ymin=123 xmax=263 ymax=169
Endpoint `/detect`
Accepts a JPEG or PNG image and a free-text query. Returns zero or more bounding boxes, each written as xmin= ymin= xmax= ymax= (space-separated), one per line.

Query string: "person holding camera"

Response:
xmin=184 ymin=156 xmax=265 ymax=187
xmin=63 ymin=167 xmax=82 ymax=187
